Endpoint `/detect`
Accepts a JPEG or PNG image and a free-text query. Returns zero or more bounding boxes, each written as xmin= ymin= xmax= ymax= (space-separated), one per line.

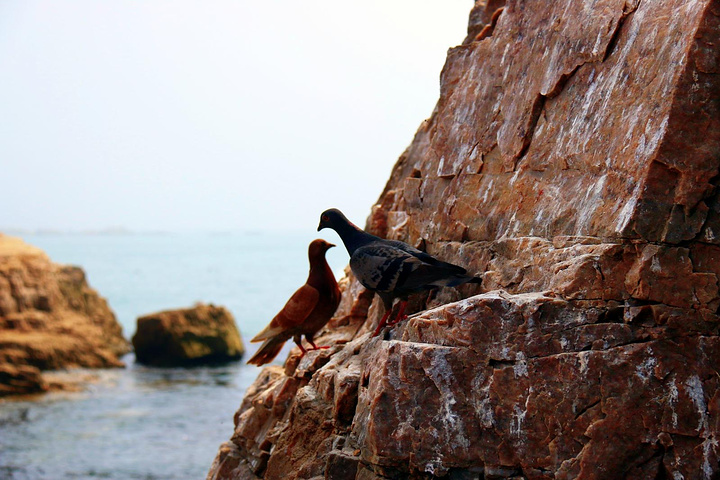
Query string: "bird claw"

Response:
xmin=386 ymin=314 xmax=407 ymax=327
xmin=306 ymin=339 xmax=331 ymax=351
xmin=372 ymin=310 xmax=393 ymax=337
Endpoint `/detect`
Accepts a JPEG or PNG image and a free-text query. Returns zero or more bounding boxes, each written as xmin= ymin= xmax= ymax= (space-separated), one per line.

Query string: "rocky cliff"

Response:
xmin=208 ymin=0 xmax=720 ymax=478
xmin=0 ymin=234 xmax=130 ymax=396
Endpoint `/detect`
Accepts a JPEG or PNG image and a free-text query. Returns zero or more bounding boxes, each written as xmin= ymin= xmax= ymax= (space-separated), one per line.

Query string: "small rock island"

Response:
xmin=132 ymin=303 xmax=244 ymax=367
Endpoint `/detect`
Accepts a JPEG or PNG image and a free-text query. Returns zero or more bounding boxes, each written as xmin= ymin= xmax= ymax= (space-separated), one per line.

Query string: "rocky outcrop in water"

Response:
xmin=132 ymin=304 xmax=244 ymax=367
xmin=207 ymin=0 xmax=720 ymax=478
xmin=0 ymin=235 xmax=130 ymax=396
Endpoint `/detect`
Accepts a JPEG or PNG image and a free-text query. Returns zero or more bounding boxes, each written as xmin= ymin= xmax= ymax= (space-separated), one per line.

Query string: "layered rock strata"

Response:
xmin=208 ymin=0 xmax=720 ymax=478
xmin=132 ymin=303 xmax=245 ymax=366
xmin=0 ymin=235 xmax=129 ymax=396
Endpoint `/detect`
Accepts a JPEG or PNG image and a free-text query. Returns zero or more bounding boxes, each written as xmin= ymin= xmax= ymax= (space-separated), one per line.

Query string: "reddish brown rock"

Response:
xmin=0 ymin=363 xmax=47 ymax=396
xmin=208 ymin=1 xmax=720 ymax=479
xmin=0 ymin=234 xmax=130 ymax=396
xmin=132 ymin=303 xmax=244 ymax=366
xmin=379 ymin=0 xmax=720 ymax=250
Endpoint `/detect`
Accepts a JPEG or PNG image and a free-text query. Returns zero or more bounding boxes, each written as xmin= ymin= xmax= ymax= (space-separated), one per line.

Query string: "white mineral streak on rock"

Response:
xmin=635 ymin=348 xmax=657 ymax=381
xmin=472 ymin=369 xmax=495 ymax=428
xmin=579 ymin=351 xmax=590 ymax=376
xmin=685 ymin=375 xmax=709 ymax=434
xmin=514 ymin=351 xmax=529 ymax=378
xmin=668 ymin=377 xmax=679 ymax=428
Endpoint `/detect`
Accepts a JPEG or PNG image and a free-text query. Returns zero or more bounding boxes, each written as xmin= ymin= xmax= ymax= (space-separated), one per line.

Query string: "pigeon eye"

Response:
xmin=322 ymin=215 xmax=329 ymax=222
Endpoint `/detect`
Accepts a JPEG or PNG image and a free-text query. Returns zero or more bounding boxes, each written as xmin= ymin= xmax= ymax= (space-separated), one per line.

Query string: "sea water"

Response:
xmin=0 ymin=231 xmax=349 ymax=480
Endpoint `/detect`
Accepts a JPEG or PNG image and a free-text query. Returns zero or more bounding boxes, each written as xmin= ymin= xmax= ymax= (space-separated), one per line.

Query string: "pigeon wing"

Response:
xmin=385 ymin=239 xmax=468 ymax=275
xmin=393 ymin=263 xmax=470 ymax=292
xmin=251 ymin=284 xmax=320 ymax=342
xmin=350 ymin=244 xmax=424 ymax=293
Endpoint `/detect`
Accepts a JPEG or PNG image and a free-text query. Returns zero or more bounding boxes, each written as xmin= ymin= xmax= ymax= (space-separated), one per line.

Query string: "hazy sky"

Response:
xmin=1 ymin=1 xmax=471 ymax=232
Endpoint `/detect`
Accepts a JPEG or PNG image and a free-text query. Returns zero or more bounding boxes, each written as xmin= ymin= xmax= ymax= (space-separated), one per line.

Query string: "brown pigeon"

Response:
xmin=247 ymin=238 xmax=341 ymax=366
xmin=317 ymin=208 xmax=481 ymax=336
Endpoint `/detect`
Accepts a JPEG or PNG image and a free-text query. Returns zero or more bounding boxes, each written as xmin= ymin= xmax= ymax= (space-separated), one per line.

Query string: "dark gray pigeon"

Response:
xmin=317 ymin=208 xmax=481 ymax=336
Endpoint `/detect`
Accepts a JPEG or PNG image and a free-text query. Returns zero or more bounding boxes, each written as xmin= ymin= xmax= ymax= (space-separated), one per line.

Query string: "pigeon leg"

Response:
xmin=372 ymin=308 xmax=393 ymax=337
xmin=386 ymin=300 xmax=408 ymax=326
xmin=293 ymin=334 xmax=308 ymax=357
xmin=306 ymin=337 xmax=330 ymax=350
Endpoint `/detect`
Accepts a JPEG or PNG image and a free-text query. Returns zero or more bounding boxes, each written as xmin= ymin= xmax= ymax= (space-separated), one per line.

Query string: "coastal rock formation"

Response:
xmin=0 ymin=235 xmax=130 ymax=396
xmin=208 ymin=0 xmax=720 ymax=479
xmin=132 ymin=303 xmax=244 ymax=366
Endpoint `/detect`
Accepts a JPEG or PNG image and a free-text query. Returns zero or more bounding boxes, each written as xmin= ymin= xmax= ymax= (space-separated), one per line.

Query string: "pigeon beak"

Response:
xmin=327 ymin=243 xmax=335 ymax=249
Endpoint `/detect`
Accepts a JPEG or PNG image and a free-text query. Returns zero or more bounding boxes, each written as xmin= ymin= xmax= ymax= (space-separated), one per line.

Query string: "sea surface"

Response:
xmin=0 ymin=231 xmax=349 ymax=480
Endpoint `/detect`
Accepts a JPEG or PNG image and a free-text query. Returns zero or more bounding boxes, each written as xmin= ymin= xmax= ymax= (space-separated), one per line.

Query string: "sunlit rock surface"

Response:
xmin=132 ymin=303 xmax=244 ymax=367
xmin=0 ymin=234 xmax=129 ymax=396
xmin=208 ymin=0 xmax=720 ymax=478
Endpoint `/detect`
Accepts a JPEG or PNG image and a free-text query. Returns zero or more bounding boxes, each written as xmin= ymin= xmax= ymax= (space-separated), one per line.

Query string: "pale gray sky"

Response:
xmin=1 ymin=1 xmax=471 ymax=232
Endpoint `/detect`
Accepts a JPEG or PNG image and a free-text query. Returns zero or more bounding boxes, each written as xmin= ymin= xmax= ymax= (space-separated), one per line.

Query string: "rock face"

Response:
xmin=0 ymin=234 xmax=130 ymax=396
xmin=132 ymin=304 xmax=245 ymax=366
xmin=208 ymin=1 xmax=720 ymax=479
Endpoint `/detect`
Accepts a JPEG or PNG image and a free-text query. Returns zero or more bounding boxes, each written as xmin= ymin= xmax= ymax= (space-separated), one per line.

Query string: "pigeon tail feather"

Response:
xmin=429 ymin=273 xmax=482 ymax=288
xmin=250 ymin=323 xmax=286 ymax=343
xmin=247 ymin=336 xmax=286 ymax=366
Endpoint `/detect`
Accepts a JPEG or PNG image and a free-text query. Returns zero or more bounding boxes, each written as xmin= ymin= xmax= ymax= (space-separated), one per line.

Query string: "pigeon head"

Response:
xmin=317 ymin=208 xmax=352 ymax=232
xmin=308 ymin=238 xmax=335 ymax=257
xmin=317 ymin=208 xmax=374 ymax=256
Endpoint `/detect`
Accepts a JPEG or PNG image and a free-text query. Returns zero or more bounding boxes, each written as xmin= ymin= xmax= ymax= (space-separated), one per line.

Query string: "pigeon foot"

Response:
xmin=386 ymin=301 xmax=408 ymax=327
xmin=307 ymin=340 xmax=330 ymax=351
xmin=372 ymin=309 xmax=393 ymax=337
xmin=294 ymin=342 xmax=308 ymax=358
